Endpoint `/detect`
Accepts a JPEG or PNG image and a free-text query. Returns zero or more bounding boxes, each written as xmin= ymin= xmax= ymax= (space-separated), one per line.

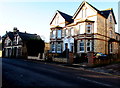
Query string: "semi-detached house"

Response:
xmin=50 ymin=1 xmax=120 ymax=56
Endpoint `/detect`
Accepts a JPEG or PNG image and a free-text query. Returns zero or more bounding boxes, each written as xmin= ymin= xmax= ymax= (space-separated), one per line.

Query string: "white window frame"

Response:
xmin=57 ymin=43 xmax=61 ymax=53
xmin=79 ymin=40 xmax=84 ymax=52
xmin=51 ymin=43 xmax=55 ymax=53
xmin=52 ymin=30 xmax=56 ymax=39
xmin=86 ymin=23 xmax=92 ymax=34
xmin=79 ymin=25 xmax=81 ymax=34
xmin=57 ymin=30 xmax=61 ymax=38
xmin=86 ymin=40 xmax=92 ymax=52
xmin=65 ymin=29 xmax=68 ymax=37
xmin=109 ymin=43 xmax=113 ymax=53
xmin=110 ymin=15 xmax=112 ymax=23
xmin=82 ymin=7 xmax=87 ymax=18
xmin=71 ymin=27 xmax=74 ymax=36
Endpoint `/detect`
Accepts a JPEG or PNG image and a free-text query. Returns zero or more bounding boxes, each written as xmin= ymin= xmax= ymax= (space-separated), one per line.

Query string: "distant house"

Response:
xmin=50 ymin=1 xmax=120 ymax=56
xmin=2 ymin=28 xmax=45 ymax=59
xmin=45 ymin=43 xmax=50 ymax=52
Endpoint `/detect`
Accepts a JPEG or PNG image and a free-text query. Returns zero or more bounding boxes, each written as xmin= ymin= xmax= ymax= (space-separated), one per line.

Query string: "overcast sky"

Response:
xmin=0 ymin=0 xmax=119 ymax=42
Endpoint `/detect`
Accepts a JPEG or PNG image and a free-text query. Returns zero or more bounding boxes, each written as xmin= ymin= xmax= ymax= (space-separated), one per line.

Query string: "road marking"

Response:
xmin=77 ymin=77 xmax=113 ymax=87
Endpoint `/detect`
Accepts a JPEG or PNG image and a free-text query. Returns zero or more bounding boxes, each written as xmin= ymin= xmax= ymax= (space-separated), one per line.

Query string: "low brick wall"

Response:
xmin=87 ymin=52 xmax=120 ymax=67
xmin=93 ymin=58 xmax=120 ymax=66
xmin=93 ymin=59 xmax=110 ymax=65
xmin=53 ymin=58 xmax=67 ymax=63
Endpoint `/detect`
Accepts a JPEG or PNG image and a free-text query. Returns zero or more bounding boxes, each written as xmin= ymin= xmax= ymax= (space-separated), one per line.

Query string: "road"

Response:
xmin=2 ymin=58 xmax=120 ymax=88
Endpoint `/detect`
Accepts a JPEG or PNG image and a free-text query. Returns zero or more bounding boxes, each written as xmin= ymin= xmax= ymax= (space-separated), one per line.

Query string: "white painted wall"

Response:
xmin=62 ymin=37 xmax=74 ymax=51
xmin=50 ymin=13 xmax=65 ymax=28
xmin=74 ymin=3 xmax=97 ymax=33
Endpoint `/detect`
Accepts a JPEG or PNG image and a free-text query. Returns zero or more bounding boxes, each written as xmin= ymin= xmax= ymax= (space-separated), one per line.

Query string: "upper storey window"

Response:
xmin=5 ymin=38 xmax=11 ymax=46
xmin=110 ymin=15 xmax=112 ymax=23
xmin=110 ymin=30 xmax=113 ymax=38
xmin=57 ymin=30 xmax=61 ymax=38
xmin=82 ymin=7 xmax=87 ymax=18
xmin=51 ymin=30 xmax=56 ymax=39
xmin=55 ymin=15 xmax=59 ymax=25
xmin=65 ymin=29 xmax=68 ymax=37
xmin=71 ymin=27 xmax=74 ymax=36
xmin=86 ymin=23 xmax=92 ymax=34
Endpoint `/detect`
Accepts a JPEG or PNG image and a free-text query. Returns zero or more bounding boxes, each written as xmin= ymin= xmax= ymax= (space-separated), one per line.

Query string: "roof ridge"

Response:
xmin=101 ymin=8 xmax=113 ymax=11
xmin=57 ymin=10 xmax=72 ymax=17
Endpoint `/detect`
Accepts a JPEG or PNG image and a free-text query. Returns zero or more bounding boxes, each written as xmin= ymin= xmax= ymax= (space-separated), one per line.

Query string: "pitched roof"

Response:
xmin=73 ymin=1 xmax=102 ymax=19
xmin=57 ymin=10 xmax=73 ymax=23
xmin=18 ymin=32 xmax=41 ymax=41
xmin=2 ymin=32 xmax=14 ymax=41
xmin=2 ymin=31 xmax=41 ymax=41
xmin=50 ymin=10 xmax=73 ymax=25
xmin=100 ymin=8 xmax=117 ymax=24
xmin=73 ymin=1 xmax=117 ymax=24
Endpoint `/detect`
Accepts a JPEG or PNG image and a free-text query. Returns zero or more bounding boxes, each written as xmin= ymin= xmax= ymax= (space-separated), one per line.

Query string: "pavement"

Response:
xmin=27 ymin=58 xmax=120 ymax=77
xmin=89 ymin=63 xmax=120 ymax=76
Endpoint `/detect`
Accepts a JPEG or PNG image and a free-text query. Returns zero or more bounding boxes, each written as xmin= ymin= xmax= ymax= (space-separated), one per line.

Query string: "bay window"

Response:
xmin=52 ymin=30 xmax=56 ymax=38
xmin=57 ymin=30 xmax=61 ymax=38
xmin=86 ymin=40 xmax=92 ymax=52
xmin=57 ymin=43 xmax=61 ymax=53
xmin=51 ymin=43 xmax=55 ymax=52
xmin=71 ymin=27 xmax=74 ymax=36
xmin=86 ymin=23 xmax=92 ymax=34
xmin=65 ymin=29 xmax=68 ymax=37
xmin=79 ymin=40 xmax=84 ymax=52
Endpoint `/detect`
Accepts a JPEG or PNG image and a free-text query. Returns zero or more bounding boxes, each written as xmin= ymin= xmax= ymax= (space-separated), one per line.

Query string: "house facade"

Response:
xmin=2 ymin=28 xmax=45 ymax=58
xmin=50 ymin=1 xmax=120 ymax=56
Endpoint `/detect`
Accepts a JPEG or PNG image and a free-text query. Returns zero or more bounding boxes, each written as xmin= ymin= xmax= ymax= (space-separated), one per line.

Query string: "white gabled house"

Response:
xmin=50 ymin=1 xmax=120 ymax=56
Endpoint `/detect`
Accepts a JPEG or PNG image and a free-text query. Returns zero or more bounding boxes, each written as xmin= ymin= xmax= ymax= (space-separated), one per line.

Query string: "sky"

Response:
xmin=0 ymin=0 xmax=119 ymax=42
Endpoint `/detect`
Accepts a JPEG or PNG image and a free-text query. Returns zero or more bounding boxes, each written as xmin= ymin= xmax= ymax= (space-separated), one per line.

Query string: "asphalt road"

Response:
xmin=2 ymin=58 xmax=120 ymax=88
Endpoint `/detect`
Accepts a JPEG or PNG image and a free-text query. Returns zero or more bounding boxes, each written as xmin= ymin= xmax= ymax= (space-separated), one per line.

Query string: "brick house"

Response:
xmin=2 ymin=28 xmax=45 ymax=59
xmin=50 ymin=1 xmax=120 ymax=56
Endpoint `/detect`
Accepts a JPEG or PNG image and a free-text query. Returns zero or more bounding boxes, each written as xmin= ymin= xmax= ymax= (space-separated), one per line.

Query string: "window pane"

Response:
xmin=52 ymin=30 xmax=56 ymax=38
xmin=71 ymin=29 xmax=74 ymax=36
xmin=87 ymin=42 xmax=90 ymax=46
xmin=52 ymin=44 xmax=55 ymax=51
xmin=57 ymin=30 xmax=61 ymax=38
xmin=86 ymin=24 xmax=92 ymax=34
xmin=80 ymin=43 xmax=84 ymax=46
xmin=80 ymin=47 xmax=84 ymax=51
xmin=79 ymin=40 xmax=84 ymax=51
xmin=87 ymin=47 xmax=90 ymax=51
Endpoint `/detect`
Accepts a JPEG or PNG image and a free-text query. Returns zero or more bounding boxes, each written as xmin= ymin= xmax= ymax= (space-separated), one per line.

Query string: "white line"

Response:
xmin=77 ymin=77 xmax=113 ymax=87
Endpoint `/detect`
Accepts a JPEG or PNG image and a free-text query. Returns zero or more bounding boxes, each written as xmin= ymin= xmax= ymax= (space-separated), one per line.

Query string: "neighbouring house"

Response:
xmin=2 ymin=28 xmax=45 ymax=59
xmin=50 ymin=1 xmax=120 ymax=58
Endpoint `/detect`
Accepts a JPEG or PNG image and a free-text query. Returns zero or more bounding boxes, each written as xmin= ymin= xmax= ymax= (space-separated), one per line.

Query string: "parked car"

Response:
xmin=94 ymin=52 xmax=108 ymax=59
